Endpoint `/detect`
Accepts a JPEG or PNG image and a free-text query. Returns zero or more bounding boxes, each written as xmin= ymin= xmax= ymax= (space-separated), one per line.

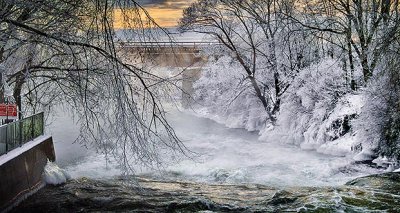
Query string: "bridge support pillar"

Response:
xmin=182 ymin=68 xmax=201 ymax=109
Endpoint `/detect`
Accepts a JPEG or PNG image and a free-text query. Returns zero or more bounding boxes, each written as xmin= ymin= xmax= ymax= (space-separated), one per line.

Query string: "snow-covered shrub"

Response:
xmin=353 ymin=63 xmax=400 ymax=163
xmin=193 ymin=56 xmax=267 ymax=131
xmin=265 ymin=58 xmax=359 ymax=156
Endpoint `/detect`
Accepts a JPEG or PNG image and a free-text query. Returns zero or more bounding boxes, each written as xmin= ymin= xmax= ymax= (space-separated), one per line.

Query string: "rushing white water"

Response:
xmin=43 ymin=160 xmax=71 ymax=185
xmin=50 ymin=109 xmax=381 ymax=187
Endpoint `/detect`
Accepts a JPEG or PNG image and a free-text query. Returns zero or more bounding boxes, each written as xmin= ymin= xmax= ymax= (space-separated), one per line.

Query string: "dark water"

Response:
xmin=12 ymin=173 xmax=400 ymax=212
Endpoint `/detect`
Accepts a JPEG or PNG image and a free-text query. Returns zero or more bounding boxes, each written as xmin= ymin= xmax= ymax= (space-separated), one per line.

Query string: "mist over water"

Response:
xmin=50 ymin=108 xmax=380 ymax=186
xmin=47 ymin=110 xmax=122 ymax=178
xmin=47 ymin=111 xmax=90 ymax=168
xmin=152 ymin=110 xmax=380 ymax=186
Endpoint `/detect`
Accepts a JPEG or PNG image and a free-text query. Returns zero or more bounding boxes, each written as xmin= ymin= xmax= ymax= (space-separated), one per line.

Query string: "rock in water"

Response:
xmin=345 ymin=172 xmax=400 ymax=195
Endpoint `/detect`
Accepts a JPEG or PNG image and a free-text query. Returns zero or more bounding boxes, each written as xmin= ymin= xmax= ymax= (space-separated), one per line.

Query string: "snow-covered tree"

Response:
xmin=180 ymin=0 xmax=319 ymax=123
xmin=183 ymin=0 xmax=400 ymax=164
xmin=293 ymin=0 xmax=400 ymax=85
xmin=354 ymin=43 xmax=400 ymax=161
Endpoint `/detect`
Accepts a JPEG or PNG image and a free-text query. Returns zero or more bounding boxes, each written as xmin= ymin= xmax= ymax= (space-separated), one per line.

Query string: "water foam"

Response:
xmin=52 ymin=109 xmax=383 ymax=186
xmin=43 ymin=160 xmax=71 ymax=185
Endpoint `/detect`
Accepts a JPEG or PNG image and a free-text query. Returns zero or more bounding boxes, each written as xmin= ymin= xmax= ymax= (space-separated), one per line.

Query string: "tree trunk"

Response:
xmin=361 ymin=51 xmax=372 ymax=83
xmin=13 ymin=77 xmax=23 ymax=119
xmin=249 ymin=75 xmax=274 ymax=122
xmin=272 ymin=72 xmax=280 ymax=116
xmin=346 ymin=19 xmax=356 ymax=90
xmin=235 ymin=53 xmax=276 ymax=123
xmin=0 ymin=70 xmax=4 ymax=103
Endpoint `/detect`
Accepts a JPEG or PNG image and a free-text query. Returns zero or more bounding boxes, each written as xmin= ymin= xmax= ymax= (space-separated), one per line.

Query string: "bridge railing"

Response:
xmin=118 ymin=41 xmax=221 ymax=48
xmin=0 ymin=112 xmax=44 ymax=155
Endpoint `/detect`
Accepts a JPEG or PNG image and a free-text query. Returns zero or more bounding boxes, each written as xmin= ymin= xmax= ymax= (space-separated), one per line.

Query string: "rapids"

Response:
xmin=12 ymin=173 xmax=400 ymax=212
xmin=12 ymin=109 xmax=400 ymax=212
xmin=56 ymin=109 xmax=381 ymax=187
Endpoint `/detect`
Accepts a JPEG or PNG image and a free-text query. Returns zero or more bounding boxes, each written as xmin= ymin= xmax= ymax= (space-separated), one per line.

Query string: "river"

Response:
xmin=12 ymin=109 xmax=400 ymax=212
xmin=53 ymin=109 xmax=379 ymax=186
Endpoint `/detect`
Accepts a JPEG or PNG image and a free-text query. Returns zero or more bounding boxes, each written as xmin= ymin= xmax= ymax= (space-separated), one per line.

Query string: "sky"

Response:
xmin=137 ymin=0 xmax=194 ymax=9
xmin=114 ymin=0 xmax=195 ymax=29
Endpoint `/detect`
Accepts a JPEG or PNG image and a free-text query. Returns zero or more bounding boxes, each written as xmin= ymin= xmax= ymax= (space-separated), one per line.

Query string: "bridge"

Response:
xmin=118 ymin=41 xmax=220 ymax=107
xmin=118 ymin=41 xmax=218 ymax=67
xmin=118 ymin=41 xmax=217 ymax=51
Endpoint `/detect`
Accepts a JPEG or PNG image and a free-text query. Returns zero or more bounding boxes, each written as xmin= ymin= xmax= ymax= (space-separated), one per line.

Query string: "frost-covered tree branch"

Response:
xmin=180 ymin=0 xmax=318 ymax=124
xmin=0 ymin=0 xmax=187 ymax=173
xmin=179 ymin=0 xmax=400 ymax=164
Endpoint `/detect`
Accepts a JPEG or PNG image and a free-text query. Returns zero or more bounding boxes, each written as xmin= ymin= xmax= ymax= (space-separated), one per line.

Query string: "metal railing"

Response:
xmin=119 ymin=41 xmax=221 ymax=48
xmin=0 ymin=112 xmax=44 ymax=155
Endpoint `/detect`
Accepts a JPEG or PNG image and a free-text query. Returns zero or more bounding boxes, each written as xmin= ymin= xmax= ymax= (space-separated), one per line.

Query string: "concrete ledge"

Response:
xmin=0 ymin=136 xmax=55 ymax=211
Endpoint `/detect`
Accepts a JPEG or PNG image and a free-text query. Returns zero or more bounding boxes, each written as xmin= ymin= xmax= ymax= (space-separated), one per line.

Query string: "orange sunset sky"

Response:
xmin=114 ymin=0 xmax=196 ymax=29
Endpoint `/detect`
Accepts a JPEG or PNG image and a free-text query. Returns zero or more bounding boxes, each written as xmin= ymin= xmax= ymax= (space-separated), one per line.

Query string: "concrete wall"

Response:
xmin=0 ymin=136 xmax=55 ymax=211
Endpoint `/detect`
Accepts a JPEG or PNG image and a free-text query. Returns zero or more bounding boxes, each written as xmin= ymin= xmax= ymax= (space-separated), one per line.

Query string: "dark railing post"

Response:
xmin=19 ymin=119 xmax=22 ymax=147
xmin=41 ymin=112 xmax=44 ymax=135
xmin=12 ymin=123 xmax=15 ymax=149
xmin=1 ymin=112 xmax=45 ymax=155
xmin=5 ymin=124 xmax=8 ymax=153
xmin=31 ymin=115 xmax=34 ymax=140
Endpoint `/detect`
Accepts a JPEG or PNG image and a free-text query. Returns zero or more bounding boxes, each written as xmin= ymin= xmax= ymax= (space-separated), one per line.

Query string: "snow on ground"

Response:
xmin=292 ymin=93 xmax=363 ymax=156
xmin=316 ymin=134 xmax=356 ymax=156
xmin=353 ymin=149 xmax=376 ymax=162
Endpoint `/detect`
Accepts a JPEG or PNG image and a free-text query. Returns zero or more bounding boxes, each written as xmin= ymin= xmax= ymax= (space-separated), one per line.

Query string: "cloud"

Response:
xmin=136 ymin=0 xmax=165 ymax=6
xmin=136 ymin=0 xmax=194 ymax=9
xmin=114 ymin=0 xmax=195 ymax=28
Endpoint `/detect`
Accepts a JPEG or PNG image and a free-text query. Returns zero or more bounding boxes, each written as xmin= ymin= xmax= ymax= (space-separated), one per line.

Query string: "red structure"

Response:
xmin=0 ymin=104 xmax=18 ymax=119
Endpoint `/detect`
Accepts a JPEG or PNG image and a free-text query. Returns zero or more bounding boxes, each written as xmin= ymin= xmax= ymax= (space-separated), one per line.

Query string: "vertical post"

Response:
xmin=5 ymin=97 xmax=8 ymax=124
xmin=19 ymin=119 xmax=22 ymax=146
xmin=12 ymin=122 xmax=15 ymax=149
xmin=0 ymin=66 xmax=4 ymax=104
xmin=31 ymin=115 xmax=34 ymax=140
xmin=41 ymin=112 xmax=44 ymax=135
xmin=18 ymin=94 xmax=22 ymax=120
xmin=5 ymin=124 xmax=7 ymax=153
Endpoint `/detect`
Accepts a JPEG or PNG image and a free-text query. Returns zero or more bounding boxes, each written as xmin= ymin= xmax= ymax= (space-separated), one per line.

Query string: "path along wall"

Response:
xmin=0 ymin=136 xmax=55 ymax=211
